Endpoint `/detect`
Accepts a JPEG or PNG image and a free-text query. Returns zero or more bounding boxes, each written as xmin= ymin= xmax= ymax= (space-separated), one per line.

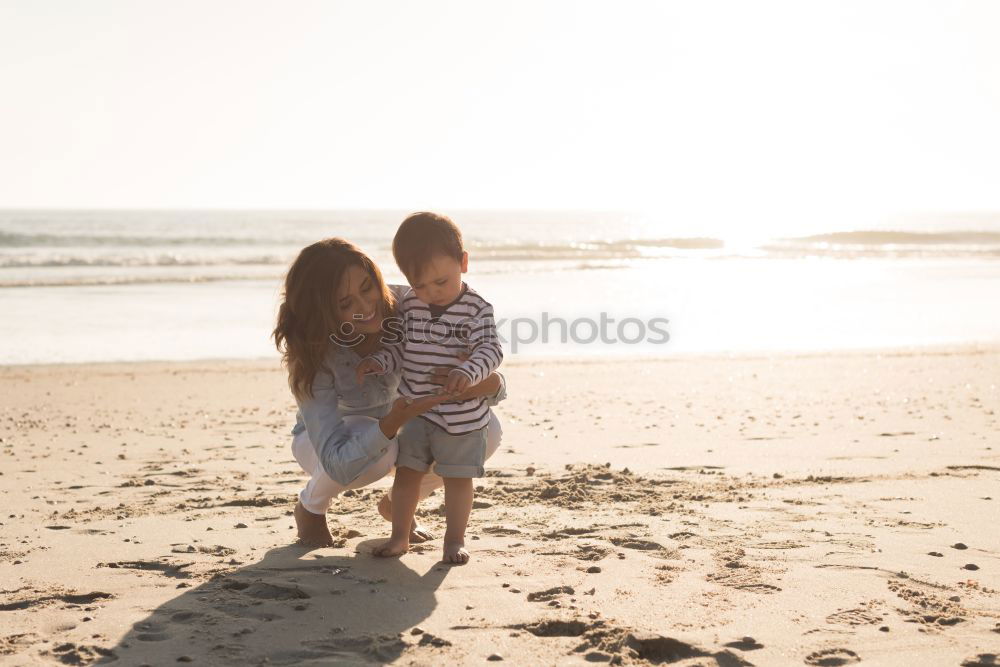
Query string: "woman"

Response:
xmin=273 ymin=238 xmax=506 ymax=547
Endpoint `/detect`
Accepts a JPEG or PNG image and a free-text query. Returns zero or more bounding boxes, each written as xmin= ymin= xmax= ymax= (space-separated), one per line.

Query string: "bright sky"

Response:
xmin=2 ymin=1 xmax=999 ymax=233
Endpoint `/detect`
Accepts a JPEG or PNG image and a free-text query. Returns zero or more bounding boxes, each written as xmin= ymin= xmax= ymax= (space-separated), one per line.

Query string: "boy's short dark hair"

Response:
xmin=392 ymin=212 xmax=465 ymax=281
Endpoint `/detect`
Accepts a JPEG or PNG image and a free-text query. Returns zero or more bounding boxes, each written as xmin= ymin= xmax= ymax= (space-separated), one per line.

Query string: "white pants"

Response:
xmin=292 ymin=413 xmax=503 ymax=514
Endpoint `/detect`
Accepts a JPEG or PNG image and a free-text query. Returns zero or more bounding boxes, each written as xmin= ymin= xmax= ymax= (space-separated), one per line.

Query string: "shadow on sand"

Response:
xmin=101 ymin=540 xmax=451 ymax=665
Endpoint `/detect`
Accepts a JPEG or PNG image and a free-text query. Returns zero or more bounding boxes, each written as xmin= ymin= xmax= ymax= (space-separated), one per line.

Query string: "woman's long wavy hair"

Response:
xmin=273 ymin=238 xmax=395 ymax=400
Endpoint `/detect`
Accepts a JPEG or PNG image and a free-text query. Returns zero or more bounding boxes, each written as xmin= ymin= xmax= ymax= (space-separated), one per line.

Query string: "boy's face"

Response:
xmin=408 ymin=252 xmax=468 ymax=306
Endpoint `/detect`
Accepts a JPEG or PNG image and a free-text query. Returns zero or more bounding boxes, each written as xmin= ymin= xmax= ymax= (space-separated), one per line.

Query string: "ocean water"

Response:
xmin=2 ymin=210 xmax=1000 ymax=364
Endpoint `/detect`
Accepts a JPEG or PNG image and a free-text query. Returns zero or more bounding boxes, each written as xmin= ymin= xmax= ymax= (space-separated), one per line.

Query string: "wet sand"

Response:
xmin=1 ymin=347 xmax=998 ymax=665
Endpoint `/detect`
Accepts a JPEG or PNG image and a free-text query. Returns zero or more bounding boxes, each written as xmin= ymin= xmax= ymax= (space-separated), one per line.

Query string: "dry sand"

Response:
xmin=1 ymin=347 xmax=998 ymax=665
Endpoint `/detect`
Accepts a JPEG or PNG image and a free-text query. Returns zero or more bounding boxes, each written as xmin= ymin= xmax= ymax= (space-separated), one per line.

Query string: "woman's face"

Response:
xmin=334 ymin=264 xmax=383 ymax=335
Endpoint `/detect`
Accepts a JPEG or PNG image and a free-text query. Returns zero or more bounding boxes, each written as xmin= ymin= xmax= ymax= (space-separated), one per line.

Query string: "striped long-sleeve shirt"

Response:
xmin=369 ymin=283 xmax=503 ymax=435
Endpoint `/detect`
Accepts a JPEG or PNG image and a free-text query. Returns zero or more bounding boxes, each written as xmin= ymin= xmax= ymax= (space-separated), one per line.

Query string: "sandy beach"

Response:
xmin=1 ymin=347 xmax=998 ymax=665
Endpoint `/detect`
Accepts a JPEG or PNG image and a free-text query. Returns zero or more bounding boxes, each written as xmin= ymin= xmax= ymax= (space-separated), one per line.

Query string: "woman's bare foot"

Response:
xmin=377 ymin=493 xmax=433 ymax=543
xmin=294 ymin=500 xmax=335 ymax=547
xmin=373 ymin=535 xmax=410 ymax=558
xmin=442 ymin=541 xmax=469 ymax=565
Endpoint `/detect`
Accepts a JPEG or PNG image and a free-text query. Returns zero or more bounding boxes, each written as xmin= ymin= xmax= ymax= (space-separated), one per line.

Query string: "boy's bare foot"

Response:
xmin=294 ymin=500 xmax=335 ymax=547
xmin=373 ymin=536 xmax=410 ymax=558
xmin=377 ymin=493 xmax=433 ymax=543
xmin=442 ymin=541 xmax=469 ymax=565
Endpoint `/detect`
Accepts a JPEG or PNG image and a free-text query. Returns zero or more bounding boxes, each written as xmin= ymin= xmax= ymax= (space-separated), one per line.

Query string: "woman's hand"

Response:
xmin=378 ymin=394 xmax=449 ymax=439
xmin=395 ymin=394 xmax=449 ymax=418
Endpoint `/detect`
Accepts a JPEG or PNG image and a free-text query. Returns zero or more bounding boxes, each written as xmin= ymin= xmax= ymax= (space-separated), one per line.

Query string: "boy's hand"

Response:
xmin=428 ymin=350 xmax=470 ymax=388
xmin=355 ymin=358 xmax=385 ymax=385
xmin=443 ymin=369 xmax=471 ymax=396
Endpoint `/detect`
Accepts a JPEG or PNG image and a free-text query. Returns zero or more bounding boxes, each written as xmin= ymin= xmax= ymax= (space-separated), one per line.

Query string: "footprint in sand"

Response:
xmin=707 ymin=548 xmax=783 ymax=594
xmin=735 ymin=583 xmax=782 ymax=593
xmin=804 ymin=647 xmax=861 ymax=665
xmin=573 ymin=626 xmax=742 ymax=665
xmin=100 ymin=559 xmax=192 ymax=579
xmin=751 ymin=540 xmax=807 ymax=550
xmin=610 ymin=537 xmax=662 ymax=551
xmin=220 ymin=579 xmax=310 ymax=600
xmin=266 ymin=635 xmax=408 ymax=665
xmin=527 ymin=586 xmax=574 ymax=602
xmin=59 ymin=591 xmax=115 ymax=605
xmin=170 ymin=544 xmax=236 ymax=556
xmin=825 ymin=608 xmax=882 ymax=626
xmin=48 ymin=642 xmax=116 ymax=663
xmin=0 ymin=590 xmax=114 ymax=612
xmin=669 ymin=531 xmax=698 ymax=540
xmin=542 ymin=526 xmax=602 ymax=538
xmin=574 ymin=544 xmax=610 ymax=560
xmin=208 ymin=578 xmax=309 ymax=621
xmin=622 ymin=632 xmax=716 ymax=663
xmin=707 ymin=567 xmax=782 ymax=593
xmin=210 ymin=602 xmax=284 ymax=622
xmin=655 ymin=564 xmax=682 ymax=585
xmin=608 ymin=536 xmax=680 ymax=560
xmin=887 ymin=578 xmax=966 ymax=628
xmin=168 ymin=610 xmax=205 ymax=624
xmin=515 ymin=619 xmax=593 ymax=637
xmin=538 ymin=543 xmax=610 ymax=561
xmin=0 ymin=633 xmax=39 ymax=655
xmin=132 ymin=620 xmax=171 ymax=642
